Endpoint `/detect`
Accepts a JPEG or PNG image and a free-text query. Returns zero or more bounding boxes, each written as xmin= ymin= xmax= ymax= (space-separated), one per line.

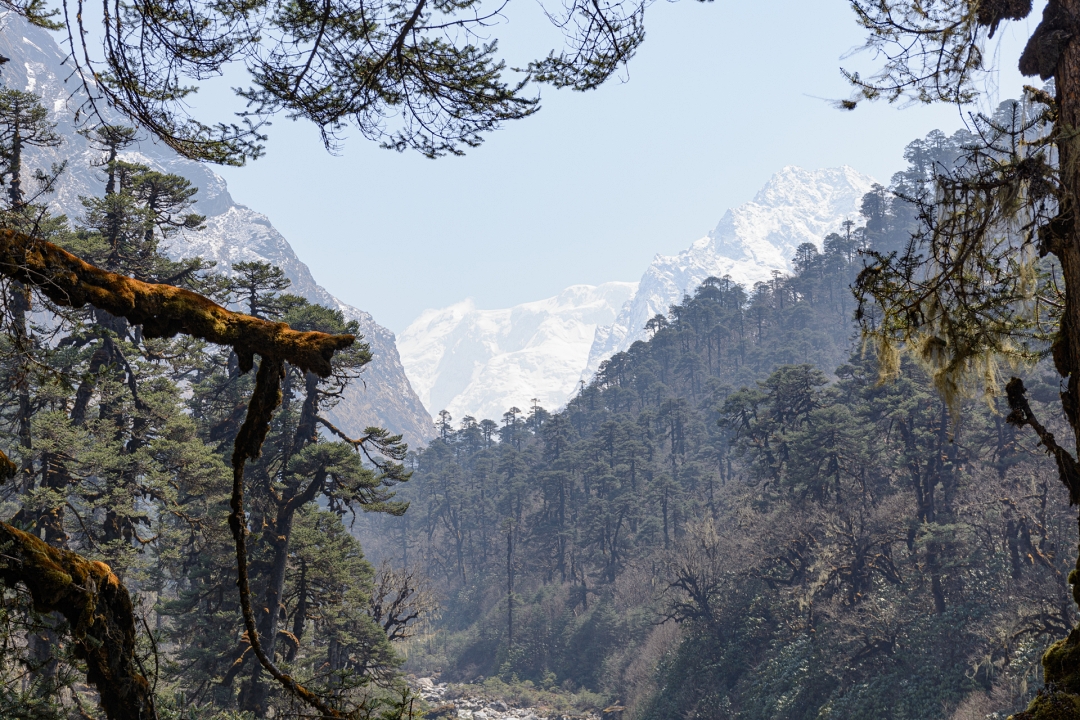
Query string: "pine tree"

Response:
xmin=226 ymin=261 xmax=298 ymax=320
xmin=0 ymin=86 xmax=61 ymax=208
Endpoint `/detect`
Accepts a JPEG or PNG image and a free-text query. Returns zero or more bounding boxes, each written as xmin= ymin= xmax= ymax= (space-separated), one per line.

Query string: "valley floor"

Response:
xmin=413 ymin=676 xmax=612 ymax=720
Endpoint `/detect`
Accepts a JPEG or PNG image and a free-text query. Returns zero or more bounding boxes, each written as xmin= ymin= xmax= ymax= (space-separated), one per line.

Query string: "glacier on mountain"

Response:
xmin=399 ymin=283 xmax=637 ymax=421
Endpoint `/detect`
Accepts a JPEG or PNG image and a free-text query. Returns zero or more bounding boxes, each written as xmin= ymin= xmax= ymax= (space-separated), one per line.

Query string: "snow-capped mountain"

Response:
xmin=399 ymin=282 xmax=636 ymax=421
xmin=0 ymin=16 xmax=435 ymax=447
xmin=398 ymin=166 xmax=874 ymax=421
xmin=582 ymin=166 xmax=875 ymax=379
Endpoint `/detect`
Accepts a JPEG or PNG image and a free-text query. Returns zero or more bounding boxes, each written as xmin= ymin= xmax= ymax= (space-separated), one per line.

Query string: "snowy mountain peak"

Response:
xmin=706 ymin=165 xmax=874 ymax=273
xmin=399 ymin=166 xmax=874 ymax=422
xmin=753 ymin=165 xmax=868 ymax=207
xmin=399 ymin=282 xmax=637 ymax=421
xmin=581 ymin=166 xmax=876 ymax=381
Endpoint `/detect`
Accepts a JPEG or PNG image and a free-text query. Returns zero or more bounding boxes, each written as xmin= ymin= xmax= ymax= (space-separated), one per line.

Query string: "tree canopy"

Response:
xmin=0 ymin=0 xmax=660 ymax=165
xmin=848 ymin=1 xmax=1080 ymax=718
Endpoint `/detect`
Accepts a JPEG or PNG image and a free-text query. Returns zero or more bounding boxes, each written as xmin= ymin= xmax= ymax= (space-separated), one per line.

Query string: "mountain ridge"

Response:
xmin=0 ymin=16 xmax=435 ymax=447
xmin=400 ymin=166 xmax=875 ymax=420
xmin=398 ymin=282 xmax=636 ymax=421
xmin=582 ymin=165 xmax=875 ymax=379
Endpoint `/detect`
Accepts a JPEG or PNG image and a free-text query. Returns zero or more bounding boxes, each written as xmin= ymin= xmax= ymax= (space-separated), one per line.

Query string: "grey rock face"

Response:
xmin=0 ymin=15 xmax=434 ymax=447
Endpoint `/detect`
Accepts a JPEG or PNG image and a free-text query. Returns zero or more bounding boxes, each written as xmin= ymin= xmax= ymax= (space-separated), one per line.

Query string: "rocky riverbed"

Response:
xmin=410 ymin=677 xmax=614 ymax=720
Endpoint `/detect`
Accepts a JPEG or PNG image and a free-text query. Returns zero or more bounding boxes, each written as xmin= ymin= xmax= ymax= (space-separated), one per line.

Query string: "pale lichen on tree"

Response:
xmin=849 ymin=1 xmax=1080 ymax=718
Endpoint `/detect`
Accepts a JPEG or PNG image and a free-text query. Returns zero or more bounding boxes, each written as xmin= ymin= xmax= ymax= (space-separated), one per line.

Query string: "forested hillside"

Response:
xmin=353 ymin=120 xmax=1075 ymax=719
xmin=0 ymin=89 xmax=424 ymax=717
xmin=0 ymin=42 xmax=1070 ymax=720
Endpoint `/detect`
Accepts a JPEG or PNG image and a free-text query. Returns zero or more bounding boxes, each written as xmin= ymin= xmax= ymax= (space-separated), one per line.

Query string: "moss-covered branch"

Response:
xmin=0 ymin=451 xmax=153 ymax=719
xmin=1006 ymin=377 xmax=1080 ymax=504
xmin=0 ymin=228 xmax=354 ymax=376
xmin=0 ymin=230 xmax=360 ymax=718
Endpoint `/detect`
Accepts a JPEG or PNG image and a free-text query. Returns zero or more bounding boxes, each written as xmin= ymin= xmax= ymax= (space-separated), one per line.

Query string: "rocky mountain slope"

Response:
xmin=400 ymin=166 xmax=873 ymax=421
xmin=398 ymin=283 xmax=635 ymax=421
xmin=0 ymin=15 xmax=434 ymax=447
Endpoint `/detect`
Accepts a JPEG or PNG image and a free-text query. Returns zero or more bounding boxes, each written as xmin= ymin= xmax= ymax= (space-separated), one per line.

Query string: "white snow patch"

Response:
xmin=399 ymin=282 xmax=637 ymax=421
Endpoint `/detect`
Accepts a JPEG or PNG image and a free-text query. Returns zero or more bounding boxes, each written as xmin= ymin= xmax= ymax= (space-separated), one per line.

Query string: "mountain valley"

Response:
xmin=400 ymin=165 xmax=875 ymax=421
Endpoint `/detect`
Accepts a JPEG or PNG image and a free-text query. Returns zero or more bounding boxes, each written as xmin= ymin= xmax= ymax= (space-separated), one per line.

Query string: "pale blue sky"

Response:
xmin=206 ymin=1 xmax=1040 ymax=333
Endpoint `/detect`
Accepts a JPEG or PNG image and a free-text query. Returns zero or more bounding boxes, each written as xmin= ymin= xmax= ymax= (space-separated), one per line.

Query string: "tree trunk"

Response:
xmin=242 ymin=374 xmax=325 ymax=713
xmin=1015 ymin=10 xmax=1080 ymax=715
xmin=10 ymin=280 xmax=31 ymax=461
xmin=507 ymin=524 xmax=514 ymax=654
xmin=288 ymin=561 xmax=308 ymax=661
xmin=8 ymin=121 xmax=21 ymax=207
xmin=242 ymin=498 xmax=302 ymax=714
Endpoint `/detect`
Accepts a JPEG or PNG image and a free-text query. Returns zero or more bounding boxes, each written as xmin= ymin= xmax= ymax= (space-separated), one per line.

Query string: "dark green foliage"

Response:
xmin=227 ymin=262 xmax=297 ymax=320
xmin=0 ymin=86 xmax=60 ymax=207
xmin=2 ymin=0 xmax=659 ymax=165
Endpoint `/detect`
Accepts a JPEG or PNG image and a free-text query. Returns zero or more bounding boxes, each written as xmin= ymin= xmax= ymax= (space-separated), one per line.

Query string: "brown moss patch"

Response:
xmin=0 ymin=522 xmax=152 ymax=719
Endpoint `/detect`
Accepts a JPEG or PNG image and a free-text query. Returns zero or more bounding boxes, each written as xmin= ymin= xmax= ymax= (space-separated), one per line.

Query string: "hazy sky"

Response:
xmin=205 ymin=1 xmax=1039 ymax=334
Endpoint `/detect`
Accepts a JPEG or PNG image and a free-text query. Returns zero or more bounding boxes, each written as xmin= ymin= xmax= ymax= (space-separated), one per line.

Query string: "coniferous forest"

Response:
xmin=0 ymin=87 xmax=1076 ymax=720
xmin=351 ymin=118 xmax=1079 ymax=719
xmin=0 ymin=90 xmax=420 ymax=717
xmin=3 ymin=1 xmax=1080 ymax=719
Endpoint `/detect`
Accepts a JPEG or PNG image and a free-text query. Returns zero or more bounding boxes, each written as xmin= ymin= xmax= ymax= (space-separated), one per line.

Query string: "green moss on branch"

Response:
xmin=0 ymin=468 xmax=153 ymax=719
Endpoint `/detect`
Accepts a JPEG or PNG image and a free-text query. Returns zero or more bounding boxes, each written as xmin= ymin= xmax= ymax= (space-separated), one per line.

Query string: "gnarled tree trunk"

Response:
xmin=0 ymin=229 xmax=355 ymax=719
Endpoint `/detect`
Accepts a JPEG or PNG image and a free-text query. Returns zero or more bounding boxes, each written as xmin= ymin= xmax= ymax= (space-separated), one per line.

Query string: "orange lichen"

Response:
xmin=0 ymin=228 xmax=353 ymax=377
